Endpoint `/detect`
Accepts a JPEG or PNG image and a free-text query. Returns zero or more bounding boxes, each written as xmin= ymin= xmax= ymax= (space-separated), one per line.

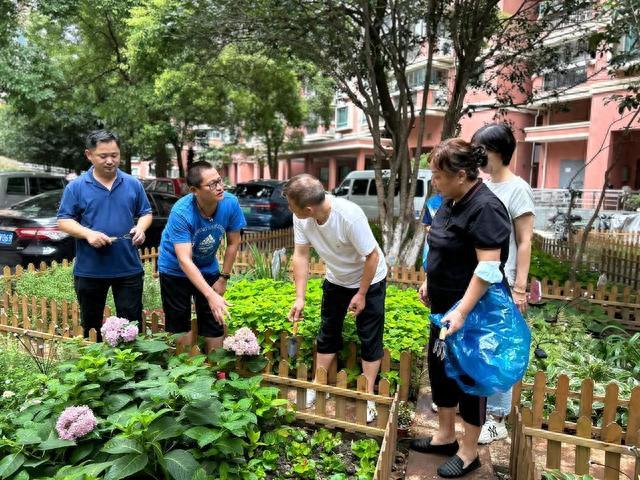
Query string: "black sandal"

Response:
xmin=437 ymin=455 xmax=481 ymax=478
xmin=409 ymin=436 xmax=459 ymax=456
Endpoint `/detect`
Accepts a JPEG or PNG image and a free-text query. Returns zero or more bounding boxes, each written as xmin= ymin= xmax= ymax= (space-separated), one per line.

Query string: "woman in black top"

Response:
xmin=410 ymin=138 xmax=511 ymax=478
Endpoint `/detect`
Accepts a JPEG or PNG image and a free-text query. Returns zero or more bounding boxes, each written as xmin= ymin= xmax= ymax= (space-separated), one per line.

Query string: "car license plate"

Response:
xmin=242 ymin=206 xmax=251 ymax=215
xmin=0 ymin=231 xmax=13 ymax=245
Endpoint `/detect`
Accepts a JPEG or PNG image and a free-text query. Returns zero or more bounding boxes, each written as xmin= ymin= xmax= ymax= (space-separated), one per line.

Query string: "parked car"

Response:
xmin=233 ymin=180 xmax=292 ymax=231
xmin=332 ymin=169 xmax=433 ymax=219
xmin=0 ymin=190 xmax=180 ymax=268
xmin=0 ymin=172 xmax=67 ymax=209
xmin=143 ymin=177 xmax=188 ymax=196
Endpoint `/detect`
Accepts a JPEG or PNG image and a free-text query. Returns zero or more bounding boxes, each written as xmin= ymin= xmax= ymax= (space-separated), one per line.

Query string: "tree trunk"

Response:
xmin=122 ymin=144 xmax=132 ymax=174
xmin=173 ymin=142 xmax=185 ymax=179
xmin=154 ymin=139 xmax=169 ymax=178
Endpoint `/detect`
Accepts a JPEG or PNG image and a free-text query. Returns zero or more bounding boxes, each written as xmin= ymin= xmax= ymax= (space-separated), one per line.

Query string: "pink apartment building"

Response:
xmin=189 ymin=2 xmax=640 ymax=195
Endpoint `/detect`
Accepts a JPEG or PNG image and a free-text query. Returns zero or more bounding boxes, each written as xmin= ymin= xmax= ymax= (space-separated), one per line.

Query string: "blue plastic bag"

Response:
xmin=430 ymin=282 xmax=531 ymax=397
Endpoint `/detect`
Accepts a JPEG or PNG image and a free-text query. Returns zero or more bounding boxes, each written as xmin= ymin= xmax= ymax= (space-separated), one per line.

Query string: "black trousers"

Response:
xmin=428 ymin=284 xmax=487 ymax=427
xmin=74 ymin=273 xmax=144 ymax=342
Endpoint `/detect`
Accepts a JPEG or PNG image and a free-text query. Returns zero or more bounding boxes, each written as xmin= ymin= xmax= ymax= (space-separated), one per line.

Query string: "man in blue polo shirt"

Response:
xmin=57 ymin=130 xmax=152 ymax=341
xmin=158 ymin=161 xmax=246 ymax=353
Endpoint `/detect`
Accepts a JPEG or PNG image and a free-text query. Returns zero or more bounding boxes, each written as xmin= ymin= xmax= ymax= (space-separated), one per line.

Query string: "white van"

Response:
xmin=333 ymin=169 xmax=433 ymax=219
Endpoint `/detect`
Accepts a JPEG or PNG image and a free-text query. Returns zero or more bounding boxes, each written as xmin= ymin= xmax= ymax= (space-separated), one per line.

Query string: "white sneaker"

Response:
xmin=431 ymin=402 xmax=438 ymax=413
xmin=306 ymin=389 xmax=316 ymax=408
xmin=478 ymin=416 xmax=508 ymax=444
xmin=305 ymin=389 xmax=329 ymax=409
xmin=367 ymin=401 xmax=378 ymax=423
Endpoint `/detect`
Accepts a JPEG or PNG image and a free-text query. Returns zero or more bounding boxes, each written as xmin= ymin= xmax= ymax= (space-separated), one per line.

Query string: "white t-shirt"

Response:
xmin=486 ymin=176 xmax=536 ymax=287
xmin=294 ymin=197 xmax=388 ymax=288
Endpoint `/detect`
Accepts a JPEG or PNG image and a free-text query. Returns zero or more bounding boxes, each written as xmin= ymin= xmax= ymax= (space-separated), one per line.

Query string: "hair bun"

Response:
xmin=472 ymin=145 xmax=488 ymax=168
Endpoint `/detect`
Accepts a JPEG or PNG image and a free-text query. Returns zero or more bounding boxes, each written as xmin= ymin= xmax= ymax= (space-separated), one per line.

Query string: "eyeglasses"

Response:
xmin=200 ymin=179 xmax=224 ymax=191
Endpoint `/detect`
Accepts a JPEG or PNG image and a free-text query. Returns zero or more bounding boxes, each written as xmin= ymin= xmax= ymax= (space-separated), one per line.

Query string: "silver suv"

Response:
xmin=0 ymin=172 xmax=67 ymax=209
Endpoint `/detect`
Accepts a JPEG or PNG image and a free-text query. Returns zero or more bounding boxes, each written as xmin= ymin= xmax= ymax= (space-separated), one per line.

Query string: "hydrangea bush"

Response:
xmin=100 ymin=316 xmax=139 ymax=347
xmin=55 ymin=405 xmax=97 ymax=441
xmin=223 ymin=327 xmax=261 ymax=356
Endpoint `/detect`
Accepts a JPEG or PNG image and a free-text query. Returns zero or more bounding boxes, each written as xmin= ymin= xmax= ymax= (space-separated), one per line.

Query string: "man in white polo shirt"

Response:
xmin=285 ymin=174 xmax=387 ymax=423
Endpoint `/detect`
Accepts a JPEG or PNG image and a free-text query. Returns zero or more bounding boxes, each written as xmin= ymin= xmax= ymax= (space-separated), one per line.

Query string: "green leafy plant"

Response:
xmin=0 ymin=333 xmax=294 ymax=480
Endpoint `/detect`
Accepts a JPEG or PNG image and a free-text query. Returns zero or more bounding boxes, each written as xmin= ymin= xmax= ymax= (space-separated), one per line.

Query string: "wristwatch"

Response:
xmin=220 ymin=272 xmax=231 ymax=280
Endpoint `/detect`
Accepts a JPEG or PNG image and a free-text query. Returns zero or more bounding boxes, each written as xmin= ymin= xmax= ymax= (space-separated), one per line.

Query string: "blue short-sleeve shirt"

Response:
xmin=57 ymin=167 xmax=152 ymax=278
xmin=158 ymin=192 xmax=247 ymax=277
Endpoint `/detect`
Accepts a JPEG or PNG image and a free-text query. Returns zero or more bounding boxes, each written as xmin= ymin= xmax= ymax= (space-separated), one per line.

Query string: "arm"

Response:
xmin=445 ymin=248 xmax=501 ymax=334
xmin=58 ymin=219 xmax=112 ymax=248
xmin=512 ymin=213 xmax=534 ymax=313
xmin=175 ymin=243 xmax=229 ymax=324
xmin=130 ymin=213 xmax=153 ymax=246
xmin=288 ymin=243 xmax=310 ymax=322
xmin=212 ymin=230 xmax=241 ymax=295
xmin=348 ymin=247 xmax=379 ymax=316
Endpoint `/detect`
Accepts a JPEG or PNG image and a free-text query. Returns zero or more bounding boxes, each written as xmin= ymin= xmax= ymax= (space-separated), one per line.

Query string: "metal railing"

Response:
xmin=543 ymin=65 xmax=588 ymax=90
xmin=532 ymin=188 xmax=633 ymax=211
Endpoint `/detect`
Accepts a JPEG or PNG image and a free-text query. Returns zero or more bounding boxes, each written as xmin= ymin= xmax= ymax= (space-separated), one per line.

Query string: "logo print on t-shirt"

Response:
xmin=192 ymin=224 xmax=226 ymax=265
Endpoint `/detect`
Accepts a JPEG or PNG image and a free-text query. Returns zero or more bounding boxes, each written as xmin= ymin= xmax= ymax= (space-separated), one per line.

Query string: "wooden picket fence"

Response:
xmin=237 ymin=227 xmax=294 ymax=252
xmin=575 ymin=230 xmax=640 ymax=250
xmin=4 ymin=255 xmax=640 ymax=332
xmin=535 ymin=234 xmax=640 ymax=290
xmin=510 ymin=372 xmax=640 ymax=480
xmin=536 ymin=277 xmax=640 ymax=331
xmin=0 ymin=309 xmax=401 ymax=480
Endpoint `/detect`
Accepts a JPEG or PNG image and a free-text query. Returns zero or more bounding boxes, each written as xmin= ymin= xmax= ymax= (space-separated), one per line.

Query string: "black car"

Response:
xmin=233 ymin=180 xmax=293 ymax=231
xmin=0 ymin=190 xmax=179 ymax=268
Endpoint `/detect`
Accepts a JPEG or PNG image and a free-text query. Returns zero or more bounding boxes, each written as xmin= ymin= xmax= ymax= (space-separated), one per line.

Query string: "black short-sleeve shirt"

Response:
xmin=426 ymin=181 xmax=511 ymax=314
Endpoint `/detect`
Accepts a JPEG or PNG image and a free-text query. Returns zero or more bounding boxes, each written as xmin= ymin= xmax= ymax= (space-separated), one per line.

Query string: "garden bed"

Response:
xmin=0 ymin=326 xmax=401 ymax=480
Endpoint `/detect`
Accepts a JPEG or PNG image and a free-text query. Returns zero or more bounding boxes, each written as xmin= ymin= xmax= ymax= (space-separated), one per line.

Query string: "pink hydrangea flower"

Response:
xmin=56 ymin=406 xmax=97 ymax=441
xmin=121 ymin=324 xmax=139 ymax=342
xmin=223 ymin=327 xmax=260 ymax=356
xmin=100 ymin=316 xmax=138 ymax=346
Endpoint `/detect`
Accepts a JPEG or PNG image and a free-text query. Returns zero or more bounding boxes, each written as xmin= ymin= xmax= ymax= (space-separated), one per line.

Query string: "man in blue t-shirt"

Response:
xmin=158 ymin=161 xmax=246 ymax=353
xmin=57 ymin=130 xmax=153 ymax=342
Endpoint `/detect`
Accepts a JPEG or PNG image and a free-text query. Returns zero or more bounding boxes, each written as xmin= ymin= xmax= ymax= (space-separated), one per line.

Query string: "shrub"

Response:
xmin=225 ymin=278 xmax=429 ymax=363
xmin=0 ymin=334 xmax=380 ymax=479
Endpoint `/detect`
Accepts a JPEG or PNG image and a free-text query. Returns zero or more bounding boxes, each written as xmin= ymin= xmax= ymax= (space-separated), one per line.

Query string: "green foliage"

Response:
xmin=351 ymin=439 xmax=379 ymax=479
xmin=624 ymin=193 xmax=640 ymax=211
xmin=13 ymin=267 xmax=428 ymax=367
xmin=529 ymin=244 xmax=598 ymax=284
xmin=0 ymin=334 xmax=297 ymax=479
xmin=14 ymin=262 xmax=162 ymax=313
xmin=525 ymin=302 xmax=640 ymax=427
xmin=225 ymin=278 xmax=429 ymax=364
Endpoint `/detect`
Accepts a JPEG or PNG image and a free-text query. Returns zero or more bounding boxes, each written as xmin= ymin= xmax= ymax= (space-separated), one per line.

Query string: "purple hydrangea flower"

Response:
xmin=223 ymin=327 xmax=260 ymax=356
xmin=100 ymin=316 xmax=138 ymax=346
xmin=55 ymin=406 xmax=97 ymax=441
xmin=121 ymin=324 xmax=139 ymax=342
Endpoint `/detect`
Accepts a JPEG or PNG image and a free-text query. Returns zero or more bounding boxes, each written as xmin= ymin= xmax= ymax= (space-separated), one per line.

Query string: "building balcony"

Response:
xmin=543 ymin=65 xmax=588 ymax=91
xmin=524 ymin=121 xmax=590 ymax=143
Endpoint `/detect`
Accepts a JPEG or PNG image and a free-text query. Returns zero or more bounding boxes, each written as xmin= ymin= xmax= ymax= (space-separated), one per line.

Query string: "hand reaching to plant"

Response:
xmin=348 ymin=292 xmax=366 ymax=317
xmin=288 ymin=298 xmax=305 ymax=323
xmin=206 ymin=290 xmax=230 ymax=325
xmin=418 ymin=280 xmax=431 ymax=307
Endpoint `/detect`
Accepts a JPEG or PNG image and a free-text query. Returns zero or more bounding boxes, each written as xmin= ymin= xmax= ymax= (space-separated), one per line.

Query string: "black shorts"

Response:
xmin=159 ymin=273 xmax=224 ymax=338
xmin=316 ymin=279 xmax=386 ymax=362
